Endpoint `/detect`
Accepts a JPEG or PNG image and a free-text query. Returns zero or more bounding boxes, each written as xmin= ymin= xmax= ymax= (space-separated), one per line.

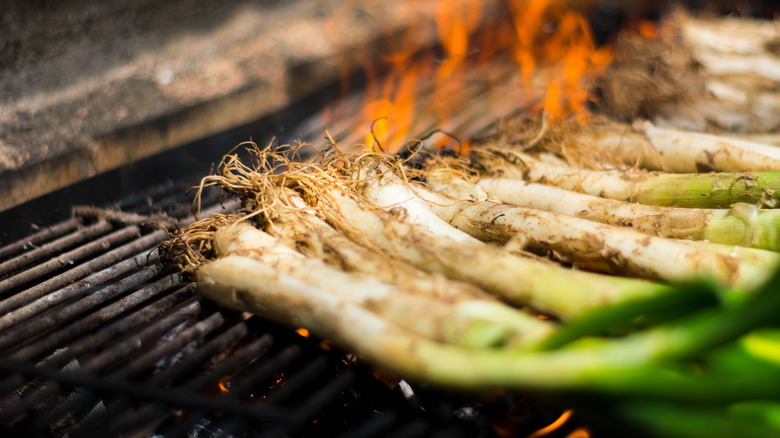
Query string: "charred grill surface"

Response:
xmin=0 ymin=79 xmax=575 ymax=437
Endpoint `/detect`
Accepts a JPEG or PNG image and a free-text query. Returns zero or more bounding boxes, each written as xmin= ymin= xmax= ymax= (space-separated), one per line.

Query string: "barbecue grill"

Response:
xmin=0 ymin=1 xmax=577 ymax=432
xmin=0 ymin=82 xmax=586 ymax=437
xmin=4 ymin=1 xmax=777 ymax=437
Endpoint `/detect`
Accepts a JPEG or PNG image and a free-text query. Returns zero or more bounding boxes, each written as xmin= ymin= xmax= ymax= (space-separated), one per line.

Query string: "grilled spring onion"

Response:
xmin=430 ymin=172 xmax=780 ymax=251
xmin=367 ymin=173 xmax=771 ymax=291
xmin=474 ymin=147 xmax=780 ymax=208
xmin=169 ymin=143 xmax=780 ymax=438
xmin=268 ymin=195 xmax=502 ymax=303
xmin=198 ymin=250 xmax=780 ymax=400
xmin=291 ymin=164 xmax=671 ymax=318
xmin=210 ymin=220 xmax=552 ymax=349
xmin=575 ymin=120 xmax=780 ymax=173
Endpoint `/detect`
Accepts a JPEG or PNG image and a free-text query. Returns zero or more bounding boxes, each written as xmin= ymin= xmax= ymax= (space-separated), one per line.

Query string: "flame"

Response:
xmin=630 ymin=19 xmax=659 ymax=39
xmin=295 ymin=327 xmax=311 ymax=338
xmin=218 ymin=375 xmax=231 ymax=393
xmin=528 ymin=409 xmax=573 ymax=437
xmin=349 ymin=0 xmax=613 ymax=154
xmin=566 ymin=428 xmax=591 ymax=438
xmin=509 ymin=0 xmax=613 ymax=121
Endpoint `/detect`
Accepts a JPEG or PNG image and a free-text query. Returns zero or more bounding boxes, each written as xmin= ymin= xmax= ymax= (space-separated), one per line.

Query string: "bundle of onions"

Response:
xmin=532 ymin=117 xmax=780 ymax=173
xmin=598 ymin=12 xmax=780 ymax=133
xmin=474 ymin=147 xmax=780 ymax=208
xmin=426 ymin=167 xmax=780 ymax=251
xmin=162 ymin=142 xmax=780 ymax=438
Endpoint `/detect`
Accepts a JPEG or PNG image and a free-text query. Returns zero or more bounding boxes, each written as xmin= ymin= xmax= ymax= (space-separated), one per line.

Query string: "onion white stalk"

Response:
xmin=198 ymin=254 xmax=780 ymax=401
xmin=431 ymin=174 xmax=780 ymax=251
xmin=313 ymin=180 xmax=671 ymax=318
xmin=268 ymin=200 xmax=498 ymax=303
xmin=576 ymin=121 xmax=780 ymax=173
xmin=402 ymin=178 xmax=771 ymax=290
xmin=475 ymin=148 xmax=780 ymax=208
xmin=212 ymin=221 xmax=551 ymax=348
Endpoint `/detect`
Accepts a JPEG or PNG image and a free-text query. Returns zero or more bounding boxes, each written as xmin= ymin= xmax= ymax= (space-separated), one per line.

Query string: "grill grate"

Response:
xmin=0 ymin=185 xmax=535 ymax=438
xmin=0 ymin=69 xmax=578 ymax=437
xmin=0 ymin=167 xmax=579 ymax=438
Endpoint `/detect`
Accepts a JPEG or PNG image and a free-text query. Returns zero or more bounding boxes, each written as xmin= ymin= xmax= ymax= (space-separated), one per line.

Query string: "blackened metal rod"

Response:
xmin=0 ymin=225 xmax=141 ymax=299
xmin=0 ymin=360 xmax=291 ymax=424
xmin=0 ymin=220 xmax=112 ymax=276
xmin=222 ymin=357 xmax=337 ymax=436
xmin=265 ymin=369 xmax=357 ymax=438
xmin=85 ymin=329 xmax=274 ymax=438
xmin=262 ymin=355 xmax=330 ymax=405
xmin=386 ymin=417 xmax=431 ymax=438
xmin=116 ymin=180 xmax=176 ymax=210
xmin=0 ymin=250 xmax=163 ymax=337
xmin=0 ymin=285 xmax=195 ymax=411
xmin=161 ymin=344 xmax=303 ymax=438
xmin=0 ymin=217 xmax=82 ymax=261
xmin=7 ymin=273 xmax=186 ymax=362
xmin=121 ymin=311 xmax=226 ymax=377
xmin=230 ymin=344 xmax=303 ymax=399
xmin=133 ymin=193 xmax=188 ymax=216
xmin=41 ymin=310 xmax=228 ymax=430
xmin=180 ymin=198 xmax=242 ymax=227
xmin=0 ymin=228 xmax=165 ymax=314
xmin=0 ymin=299 xmax=202 ymax=424
xmin=0 ymin=225 xmax=140 ymax=296
xmin=342 ymin=410 xmax=399 ymax=438
xmin=79 ymin=299 xmax=203 ymax=373
xmin=38 ymin=287 xmax=197 ymax=370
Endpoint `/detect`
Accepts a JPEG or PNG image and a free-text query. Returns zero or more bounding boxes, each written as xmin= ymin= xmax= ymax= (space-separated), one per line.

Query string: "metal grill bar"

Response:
xmin=267 ymin=369 xmax=358 ymax=438
xmin=0 ymin=217 xmax=82 ymax=261
xmin=117 ymin=181 xmax=178 ymax=211
xmin=122 ymin=311 xmax=226 ymax=377
xmin=344 ymin=410 xmax=400 ymax=438
xmin=38 ymin=287 xmax=196 ymax=370
xmin=0 ymin=300 xmax=204 ymax=424
xmin=387 ymin=417 xmax=431 ymax=438
xmin=79 ymin=300 xmax=203 ymax=373
xmin=36 ymin=311 xmax=230 ymax=430
xmin=0 ymin=225 xmax=142 ymax=297
xmin=0 ymin=283 xmax=195 ymax=405
xmin=0 ymin=251 xmax=165 ymax=339
xmin=77 ymin=324 xmax=271 ymax=437
xmin=228 ymin=344 xmax=302 ymax=399
xmin=0 ymin=220 xmax=113 ymax=275
xmin=1 ymin=228 xmax=165 ymax=316
xmin=7 ymin=273 xmax=186 ymax=362
xmin=0 ymin=360 xmax=291 ymax=422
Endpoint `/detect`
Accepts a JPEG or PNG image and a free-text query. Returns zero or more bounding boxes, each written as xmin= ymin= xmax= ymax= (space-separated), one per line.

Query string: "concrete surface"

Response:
xmin=0 ymin=0 xmax=440 ymax=211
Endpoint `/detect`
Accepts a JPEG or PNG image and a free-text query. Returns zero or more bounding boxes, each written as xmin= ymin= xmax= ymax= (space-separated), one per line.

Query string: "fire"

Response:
xmin=349 ymin=0 xmax=613 ymax=154
xmin=509 ymin=0 xmax=613 ymax=121
xmin=218 ymin=374 xmax=231 ymax=393
xmin=295 ymin=327 xmax=311 ymax=338
xmin=528 ymin=409 xmax=573 ymax=438
xmin=566 ymin=428 xmax=591 ymax=438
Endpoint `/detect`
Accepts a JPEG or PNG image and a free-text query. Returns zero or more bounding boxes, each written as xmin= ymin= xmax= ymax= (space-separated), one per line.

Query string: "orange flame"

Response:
xmin=528 ymin=409 xmax=574 ymax=438
xmin=295 ymin=327 xmax=311 ymax=338
xmin=566 ymin=428 xmax=591 ymax=438
xmin=509 ymin=0 xmax=613 ymax=121
xmin=218 ymin=375 xmax=231 ymax=393
xmin=352 ymin=0 xmax=613 ymax=153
